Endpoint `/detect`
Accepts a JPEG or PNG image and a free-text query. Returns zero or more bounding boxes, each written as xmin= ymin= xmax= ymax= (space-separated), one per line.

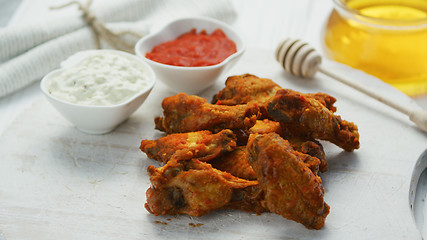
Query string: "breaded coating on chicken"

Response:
xmin=155 ymin=93 xmax=259 ymax=134
xmin=247 ymin=133 xmax=330 ymax=230
xmin=268 ymin=89 xmax=359 ymax=151
xmin=140 ymin=129 xmax=237 ymax=163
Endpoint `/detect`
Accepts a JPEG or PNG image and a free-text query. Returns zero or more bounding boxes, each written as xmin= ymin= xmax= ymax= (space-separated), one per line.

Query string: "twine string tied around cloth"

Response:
xmin=50 ymin=0 xmax=142 ymax=53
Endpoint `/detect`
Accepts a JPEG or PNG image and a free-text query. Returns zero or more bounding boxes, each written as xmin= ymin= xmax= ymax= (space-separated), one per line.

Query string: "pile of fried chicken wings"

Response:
xmin=140 ymin=74 xmax=360 ymax=230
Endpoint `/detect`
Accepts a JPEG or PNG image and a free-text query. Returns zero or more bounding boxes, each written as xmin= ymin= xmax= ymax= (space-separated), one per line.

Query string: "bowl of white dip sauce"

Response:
xmin=40 ymin=49 xmax=156 ymax=134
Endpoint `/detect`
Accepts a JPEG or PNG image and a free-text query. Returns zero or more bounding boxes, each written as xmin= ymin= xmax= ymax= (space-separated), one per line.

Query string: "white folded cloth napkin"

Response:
xmin=0 ymin=0 xmax=236 ymax=98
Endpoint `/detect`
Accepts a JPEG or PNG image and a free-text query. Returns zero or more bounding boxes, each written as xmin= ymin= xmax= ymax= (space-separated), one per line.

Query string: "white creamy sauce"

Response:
xmin=48 ymin=51 xmax=151 ymax=106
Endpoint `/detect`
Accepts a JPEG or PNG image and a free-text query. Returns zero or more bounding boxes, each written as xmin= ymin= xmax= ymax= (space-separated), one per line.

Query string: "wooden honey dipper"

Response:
xmin=275 ymin=38 xmax=427 ymax=132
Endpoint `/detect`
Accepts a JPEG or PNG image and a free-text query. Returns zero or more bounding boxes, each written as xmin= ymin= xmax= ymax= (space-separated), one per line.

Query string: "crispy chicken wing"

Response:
xmin=210 ymin=144 xmax=322 ymax=180
xmin=145 ymin=155 xmax=259 ymax=217
xmin=213 ymin=74 xmax=337 ymax=113
xmin=209 ymin=122 xmax=324 ymax=179
xmin=140 ymin=130 xmax=237 ymax=163
xmin=247 ymin=133 xmax=330 ymax=230
xmin=249 ymin=119 xmax=327 ymax=173
xmin=155 ymin=93 xmax=259 ymax=134
xmin=213 ymin=74 xmax=280 ymax=117
xmin=213 ymin=74 xmax=281 ymax=104
xmin=210 ymin=146 xmax=257 ymax=180
xmin=268 ymin=89 xmax=360 ymax=152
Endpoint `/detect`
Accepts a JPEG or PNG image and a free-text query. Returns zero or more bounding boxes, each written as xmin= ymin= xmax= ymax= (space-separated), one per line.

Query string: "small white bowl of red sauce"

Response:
xmin=135 ymin=16 xmax=245 ymax=94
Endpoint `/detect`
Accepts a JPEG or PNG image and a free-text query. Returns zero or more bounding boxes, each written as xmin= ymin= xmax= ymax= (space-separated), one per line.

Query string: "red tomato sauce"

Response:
xmin=145 ymin=28 xmax=237 ymax=67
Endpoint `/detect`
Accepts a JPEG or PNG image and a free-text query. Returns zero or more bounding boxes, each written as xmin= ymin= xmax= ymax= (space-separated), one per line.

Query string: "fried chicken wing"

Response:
xmin=213 ymin=74 xmax=281 ymax=105
xmin=145 ymin=156 xmax=259 ymax=217
xmin=268 ymin=89 xmax=360 ymax=152
xmin=247 ymin=133 xmax=330 ymax=230
xmin=213 ymin=74 xmax=337 ymax=113
xmin=140 ymin=129 xmax=237 ymax=163
xmin=210 ymin=146 xmax=257 ymax=180
xmin=212 ymin=74 xmax=280 ymax=117
xmin=210 ymin=142 xmax=323 ymax=181
xmin=210 ymin=120 xmax=320 ymax=179
xmin=155 ymin=93 xmax=259 ymax=134
xmin=248 ymin=119 xmax=327 ymax=173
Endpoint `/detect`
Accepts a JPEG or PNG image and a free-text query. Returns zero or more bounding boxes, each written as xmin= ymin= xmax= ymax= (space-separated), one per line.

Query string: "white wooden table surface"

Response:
xmin=1 ymin=0 xmax=426 ymax=239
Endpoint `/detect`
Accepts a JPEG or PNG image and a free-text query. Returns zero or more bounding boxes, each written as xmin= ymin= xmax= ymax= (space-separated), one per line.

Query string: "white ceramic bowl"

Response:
xmin=40 ymin=50 xmax=156 ymax=134
xmin=135 ymin=16 xmax=245 ymax=94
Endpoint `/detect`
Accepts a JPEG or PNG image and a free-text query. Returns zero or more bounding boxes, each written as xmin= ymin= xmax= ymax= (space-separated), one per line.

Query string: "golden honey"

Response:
xmin=323 ymin=0 xmax=427 ymax=96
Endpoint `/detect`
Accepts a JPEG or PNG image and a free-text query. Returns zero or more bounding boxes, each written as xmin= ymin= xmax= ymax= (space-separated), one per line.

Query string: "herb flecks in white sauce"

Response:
xmin=48 ymin=52 xmax=150 ymax=106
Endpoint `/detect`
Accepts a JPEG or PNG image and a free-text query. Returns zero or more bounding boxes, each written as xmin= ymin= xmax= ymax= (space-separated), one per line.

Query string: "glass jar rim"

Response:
xmin=332 ymin=0 xmax=427 ymax=29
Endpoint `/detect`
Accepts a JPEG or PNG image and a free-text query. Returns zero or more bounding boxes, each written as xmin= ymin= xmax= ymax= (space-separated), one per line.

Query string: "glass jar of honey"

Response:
xmin=322 ymin=0 xmax=427 ymax=96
